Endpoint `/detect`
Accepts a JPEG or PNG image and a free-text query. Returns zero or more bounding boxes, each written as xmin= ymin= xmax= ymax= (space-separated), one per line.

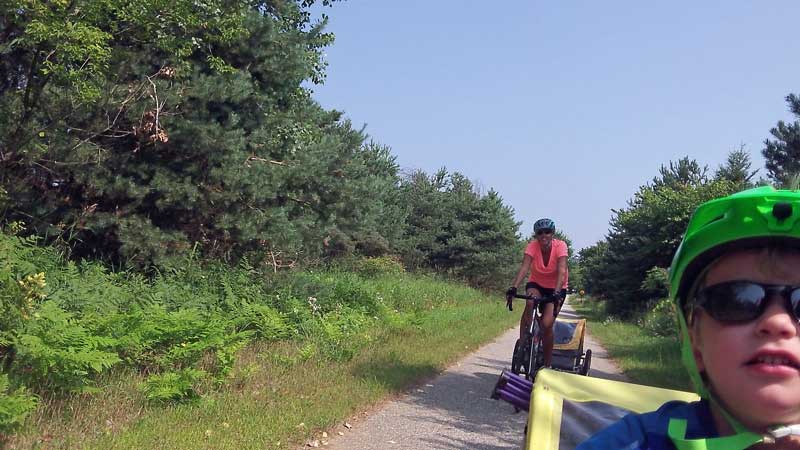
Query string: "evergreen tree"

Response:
xmin=762 ymin=93 xmax=800 ymax=187
xmin=650 ymin=157 xmax=708 ymax=189
xmin=714 ymin=146 xmax=759 ymax=188
xmin=464 ymin=190 xmax=523 ymax=288
xmin=600 ymin=158 xmax=738 ymax=317
xmin=575 ymin=241 xmax=609 ymax=295
xmin=396 ymin=169 xmax=450 ymax=269
xmin=397 ymin=169 xmax=522 ymax=288
xmin=0 ymin=0 xmax=260 ymax=167
xmin=1 ymin=2 xmax=406 ymax=268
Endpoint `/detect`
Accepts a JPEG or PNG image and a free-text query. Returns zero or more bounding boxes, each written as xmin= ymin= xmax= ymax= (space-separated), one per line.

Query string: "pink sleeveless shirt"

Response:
xmin=524 ymin=239 xmax=569 ymax=289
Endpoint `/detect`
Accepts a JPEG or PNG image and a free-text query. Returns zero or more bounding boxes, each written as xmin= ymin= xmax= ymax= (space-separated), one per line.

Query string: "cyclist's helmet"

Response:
xmin=667 ymin=186 xmax=800 ymax=448
xmin=533 ymin=218 xmax=555 ymax=233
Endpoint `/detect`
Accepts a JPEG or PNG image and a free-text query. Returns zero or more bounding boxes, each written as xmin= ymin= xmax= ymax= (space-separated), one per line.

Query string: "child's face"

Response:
xmin=690 ymin=248 xmax=800 ymax=432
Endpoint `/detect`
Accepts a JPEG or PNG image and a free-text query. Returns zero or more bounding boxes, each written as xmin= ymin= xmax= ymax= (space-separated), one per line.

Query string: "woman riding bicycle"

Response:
xmin=507 ymin=218 xmax=569 ymax=369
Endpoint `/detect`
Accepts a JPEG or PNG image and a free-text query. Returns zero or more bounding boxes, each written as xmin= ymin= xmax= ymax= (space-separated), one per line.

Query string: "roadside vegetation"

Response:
xmin=2 ymin=1 xmax=532 ymax=446
xmin=2 ymin=231 xmax=516 ymax=448
xmin=571 ymin=297 xmax=689 ymax=391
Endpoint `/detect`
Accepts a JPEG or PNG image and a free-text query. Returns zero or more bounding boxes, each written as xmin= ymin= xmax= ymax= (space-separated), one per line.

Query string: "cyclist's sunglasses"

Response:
xmin=535 ymin=228 xmax=554 ymax=236
xmin=693 ymin=280 xmax=800 ymax=324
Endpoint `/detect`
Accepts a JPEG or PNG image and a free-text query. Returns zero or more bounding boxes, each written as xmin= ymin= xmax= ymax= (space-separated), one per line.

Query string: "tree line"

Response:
xmin=0 ymin=0 xmax=526 ymax=288
xmin=575 ymin=93 xmax=800 ymax=317
xmin=3 ymin=0 xmax=798 ymax=305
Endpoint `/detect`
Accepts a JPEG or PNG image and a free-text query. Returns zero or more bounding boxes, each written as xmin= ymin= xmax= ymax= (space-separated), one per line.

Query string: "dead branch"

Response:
xmin=245 ymin=155 xmax=288 ymax=167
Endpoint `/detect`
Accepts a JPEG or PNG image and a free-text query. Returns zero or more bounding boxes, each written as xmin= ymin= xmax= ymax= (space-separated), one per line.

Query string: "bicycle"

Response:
xmin=506 ymin=292 xmax=554 ymax=380
xmin=491 ymin=291 xmax=593 ymax=432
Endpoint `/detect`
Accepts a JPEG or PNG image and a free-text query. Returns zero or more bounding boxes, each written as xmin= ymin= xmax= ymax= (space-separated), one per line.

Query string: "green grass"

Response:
xmin=9 ymin=275 xmax=518 ymax=449
xmin=571 ymin=298 xmax=691 ymax=391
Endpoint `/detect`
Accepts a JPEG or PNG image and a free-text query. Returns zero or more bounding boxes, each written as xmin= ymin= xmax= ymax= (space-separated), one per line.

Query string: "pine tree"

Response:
xmin=1 ymin=2 xmax=404 ymax=268
xmin=397 ymin=169 xmax=522 ymax=287
xmin=762 ymin=93 xmax=800 ymax=187
xmin=714 ymin=146 xmax=759 ymax=189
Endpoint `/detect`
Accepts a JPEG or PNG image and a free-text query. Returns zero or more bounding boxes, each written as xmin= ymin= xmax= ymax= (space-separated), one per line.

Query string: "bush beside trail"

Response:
xmin=571 ymin=296 xmax=688 ymax=391
xmin=0 ymin=230 xmax=514 ymax=448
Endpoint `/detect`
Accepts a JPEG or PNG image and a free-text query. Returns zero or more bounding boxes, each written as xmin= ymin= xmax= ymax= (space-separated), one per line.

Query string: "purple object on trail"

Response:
xmin=490 ymin=370 xmax=533 ymax=412
xmin=502 ymin=373 xmax=532 ymax=391
xmin=502 ymin=381 xmax=531 ymax=400
xmin=502 ymin=370 xmax=533 ymax=389
xmin=498 ymin=389 xmax=529 ymax=411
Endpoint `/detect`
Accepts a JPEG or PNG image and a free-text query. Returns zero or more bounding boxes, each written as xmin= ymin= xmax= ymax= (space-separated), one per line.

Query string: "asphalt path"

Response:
xmin=318 ymin=299 xmax=626 ymax=450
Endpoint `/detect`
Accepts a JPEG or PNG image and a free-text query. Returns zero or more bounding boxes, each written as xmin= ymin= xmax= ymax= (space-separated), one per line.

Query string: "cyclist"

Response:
xmin=506 ymin=218 xmax=569 ymax=369
xmin=578 ymin=186 xmax=800 ymax=449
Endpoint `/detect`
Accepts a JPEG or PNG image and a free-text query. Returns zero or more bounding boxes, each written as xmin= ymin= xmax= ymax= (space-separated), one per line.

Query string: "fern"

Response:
xmin=232 ymin=302 xmax=292 ymax=340
xmin=12 ymin=302 xmax=120 ymax=392
xmin=141 ymin=368 xmax=206 ymax=403
xmin=0 ymin=374 xmax=38 ymax=434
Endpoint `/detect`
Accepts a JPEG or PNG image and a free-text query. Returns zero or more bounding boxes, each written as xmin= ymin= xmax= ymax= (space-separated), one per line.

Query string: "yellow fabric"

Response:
xmin=525 ymin=369 xmax=699 ymax=450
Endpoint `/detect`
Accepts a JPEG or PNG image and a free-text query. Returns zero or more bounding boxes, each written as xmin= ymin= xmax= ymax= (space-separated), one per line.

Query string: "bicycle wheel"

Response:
xmin=526 ymin=320 xmax=541 ymax=379
xmin=511 ymin=339 xmax=523 ymax=374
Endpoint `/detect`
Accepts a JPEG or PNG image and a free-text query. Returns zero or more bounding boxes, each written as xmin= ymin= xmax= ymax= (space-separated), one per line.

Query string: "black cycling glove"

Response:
xmin=505 ymin=286 xmax=517 ymax=300
xmin=558 ymin=289 xmax=567 ymax=300
xmin=505 ymin=286 xmax=517 ymax=311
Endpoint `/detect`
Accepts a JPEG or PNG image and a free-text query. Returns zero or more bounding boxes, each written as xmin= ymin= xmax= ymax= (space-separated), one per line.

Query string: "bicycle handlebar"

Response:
xmin=505 ymin=293 xmax=558 ymax=311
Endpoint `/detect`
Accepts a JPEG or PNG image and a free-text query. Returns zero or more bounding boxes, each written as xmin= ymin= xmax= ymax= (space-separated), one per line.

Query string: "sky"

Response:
xmin=309 ymin=1 xmax=800 ymax=251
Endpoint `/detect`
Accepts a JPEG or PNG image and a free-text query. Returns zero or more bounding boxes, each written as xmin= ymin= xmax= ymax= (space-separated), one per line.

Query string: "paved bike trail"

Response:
xmin=318 ymin=300 xmax=626 ymax=450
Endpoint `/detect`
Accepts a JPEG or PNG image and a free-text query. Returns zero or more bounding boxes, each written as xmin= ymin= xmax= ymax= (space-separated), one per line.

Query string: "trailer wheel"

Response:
xmin=581 ymin=349 xmax=592 ymax=376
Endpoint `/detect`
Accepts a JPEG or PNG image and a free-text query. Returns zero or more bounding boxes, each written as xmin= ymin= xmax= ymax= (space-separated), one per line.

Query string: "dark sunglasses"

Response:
xmin=536 ymin=229 xmax=554 ymax=236
xmin=693 ymin=280 xmax=800 ymax=324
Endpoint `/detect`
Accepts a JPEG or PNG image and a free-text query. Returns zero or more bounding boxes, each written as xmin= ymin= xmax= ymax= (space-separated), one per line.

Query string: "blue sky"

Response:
xmin=310 ymin=1 xmax=800 ymax=251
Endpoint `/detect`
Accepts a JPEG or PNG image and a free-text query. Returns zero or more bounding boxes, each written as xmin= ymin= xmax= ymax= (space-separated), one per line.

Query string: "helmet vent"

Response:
xmin=704 ymin=214 xmax=725 ymax=226
xmin=773 ymin=202 xmax=793 ymax=221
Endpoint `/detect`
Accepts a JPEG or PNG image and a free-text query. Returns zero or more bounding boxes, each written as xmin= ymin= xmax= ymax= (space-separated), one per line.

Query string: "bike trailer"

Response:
xmin=524 ymin=369 xmax=698 ymax=450
xmin=550 ymin=318 xmax=589 ymax=374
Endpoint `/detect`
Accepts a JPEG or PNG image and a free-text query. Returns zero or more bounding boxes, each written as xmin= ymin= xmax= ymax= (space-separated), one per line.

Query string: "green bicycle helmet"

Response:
xmin=667 ymin=185 xmax=800 ymax=449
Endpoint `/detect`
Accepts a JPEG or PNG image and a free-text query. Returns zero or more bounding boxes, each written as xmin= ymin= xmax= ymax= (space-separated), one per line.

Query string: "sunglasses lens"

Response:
xmin=701 ymin=282 xmax=765 ymax=323
xmin=537 ymin=229 xmax=553 ymax=235
xmin=791 ymin=288 xmax=800 ymax=319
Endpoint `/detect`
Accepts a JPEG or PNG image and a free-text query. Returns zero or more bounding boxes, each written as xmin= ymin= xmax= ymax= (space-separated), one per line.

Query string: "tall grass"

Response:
xmin=571 ymin=298 xmax=691 ymax=391
xmin=2 ymin=233 xmax=517 ymax=449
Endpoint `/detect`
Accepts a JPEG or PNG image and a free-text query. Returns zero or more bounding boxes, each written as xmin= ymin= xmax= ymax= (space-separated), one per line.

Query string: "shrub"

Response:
xmin=640 ymin=298 xmax=678 ymax=338
xmin=141 ymin=368 xmax=206 ymax=403
xmin=329 ymin=274 xmax=382 ymax=314
xmin=311 ymin=307 xmax=372 ymax=361
xmin=354 ymin=256 xmax=405 ymax=278
xmin=0 ymin=374 xmax=38 ymax=435
xmin=12 ymin=302 xmax=120 ymax=393
xmin=98 ymin=306 xmax=251 ymax=379
xmin=0 ymin=233 xmax=49 ymax=352
xmin=278 ymin=271 xmax=383 ymax=316
xmin=640 ymin=266 xmax=669 ymax=300
xmin=233 ymin=302 xmax=294 ymax=340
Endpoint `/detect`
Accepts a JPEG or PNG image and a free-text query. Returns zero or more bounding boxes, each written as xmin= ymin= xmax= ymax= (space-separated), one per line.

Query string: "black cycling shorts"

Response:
xmin=525 ymin=281 xmax=562 ymax=316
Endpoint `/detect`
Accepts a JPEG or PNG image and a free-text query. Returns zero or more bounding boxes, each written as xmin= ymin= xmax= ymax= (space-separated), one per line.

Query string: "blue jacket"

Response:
xmin=576 ymin=400 xmax=718 ymax=450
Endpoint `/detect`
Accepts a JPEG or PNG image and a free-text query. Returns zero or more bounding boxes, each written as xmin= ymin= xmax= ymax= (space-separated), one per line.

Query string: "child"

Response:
xmin=577 ymin=186 xmax=800 ymax=449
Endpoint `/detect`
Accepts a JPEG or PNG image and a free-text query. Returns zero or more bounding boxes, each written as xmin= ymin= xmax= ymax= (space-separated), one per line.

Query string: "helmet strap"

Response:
xmin=668 ymin=418 xmax=762 ymax=450
xmin=677 ymin=311 xmax=708 ymax=398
